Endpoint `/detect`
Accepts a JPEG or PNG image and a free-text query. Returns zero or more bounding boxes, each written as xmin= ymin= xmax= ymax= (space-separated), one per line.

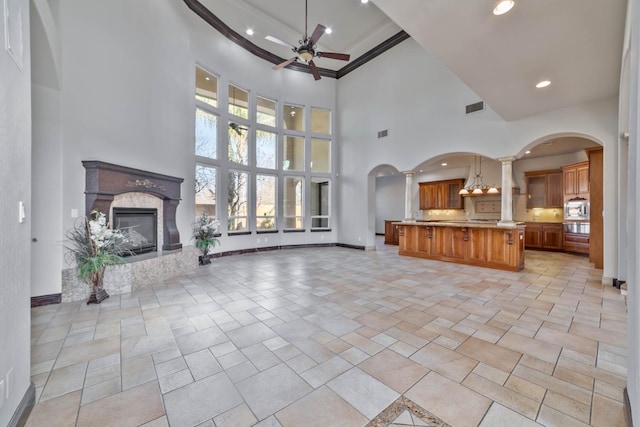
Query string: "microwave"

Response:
xmin=564 ymin=197 xmax=589 ymax=220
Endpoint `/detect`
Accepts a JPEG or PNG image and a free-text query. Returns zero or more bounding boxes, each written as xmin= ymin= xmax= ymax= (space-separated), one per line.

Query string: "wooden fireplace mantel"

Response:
xmin=82 ymin=160 xmax=184 ymax=251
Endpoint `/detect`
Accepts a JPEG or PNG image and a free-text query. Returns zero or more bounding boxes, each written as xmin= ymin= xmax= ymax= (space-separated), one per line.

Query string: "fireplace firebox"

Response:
xmin=112 ymin=208 xmax=157 ymax=255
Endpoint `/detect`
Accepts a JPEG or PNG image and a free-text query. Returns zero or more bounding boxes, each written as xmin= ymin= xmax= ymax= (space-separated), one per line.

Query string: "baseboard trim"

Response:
xmin=30 ymin=293 xmax=62 ymax=307
xmin=624 ymin=387 xmax=633 ymax=427
xmin=208 ymin=242 xmax=365 ymax=259
xmin=9 ymin=382 xmax=35 ymax=427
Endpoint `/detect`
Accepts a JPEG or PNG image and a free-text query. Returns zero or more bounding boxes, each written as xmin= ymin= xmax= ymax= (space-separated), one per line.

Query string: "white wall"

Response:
xmin=30 ymin=0 xmax=339 ymax=296
xmin=374 ymin=174 xmax=404 ymax=233
xmin=336 ymin=37 xmax=619 ymax=275
xmin=623 ymin=0 xmax=639 ymax=421
xmin=0 ymin=0 xmax=32 ymax=424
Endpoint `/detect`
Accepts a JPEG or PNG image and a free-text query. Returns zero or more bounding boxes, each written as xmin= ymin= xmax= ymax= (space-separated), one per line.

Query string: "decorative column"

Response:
xmin=497 ymin=157 xmax=516 ymax=227
xmin=404 ymin=171 xmax=415 ymax=221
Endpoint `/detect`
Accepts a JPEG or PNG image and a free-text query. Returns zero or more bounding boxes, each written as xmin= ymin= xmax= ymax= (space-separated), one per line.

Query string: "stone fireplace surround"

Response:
xmin=83 ymin=160 xmax=183 ymax=251
xmin=60 ymin=161 xmax=198 ymax=303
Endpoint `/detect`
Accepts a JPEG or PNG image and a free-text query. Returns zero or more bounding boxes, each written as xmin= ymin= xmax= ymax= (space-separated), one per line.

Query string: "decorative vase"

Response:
xmin=199 ymin=247 xmax=211 ymax=265
xmin=86 ymin=267 xmax=109 ymax=305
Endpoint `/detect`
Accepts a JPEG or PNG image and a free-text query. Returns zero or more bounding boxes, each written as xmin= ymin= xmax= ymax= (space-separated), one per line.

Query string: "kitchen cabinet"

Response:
xmin=384 ymin=220 xmax=400 ymax=245
xmin=563 ymin=232 xmax=589 ymax=254
xmin=419 ymin=179 xmax=464 ymax=210
xmin=397 ymin=222 xmax=525 ymax=271
xmin=524 ymin=223 xmax=563 ymax=250
xmin=524 ymin=170 xmax=563 ymax=208
xmin=562 ymin=161 xmax=589 ymax=197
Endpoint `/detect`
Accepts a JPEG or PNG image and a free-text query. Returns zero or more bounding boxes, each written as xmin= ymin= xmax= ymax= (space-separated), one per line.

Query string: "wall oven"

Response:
xmin=564 ymin=197 xmax=589 ymax=220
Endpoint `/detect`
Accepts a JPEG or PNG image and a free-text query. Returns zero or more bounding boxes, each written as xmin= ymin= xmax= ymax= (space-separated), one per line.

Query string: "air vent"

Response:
xmin=377 ymin=129 xmax=388 ymax=138
xmin=465 ymin=101 xmax=484 ymax=114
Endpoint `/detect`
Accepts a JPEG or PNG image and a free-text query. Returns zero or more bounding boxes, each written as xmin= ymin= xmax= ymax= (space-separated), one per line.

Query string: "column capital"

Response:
xmin=403 ymin=170 xmax=416 ymax=176
xmin=497 ymin=156 xmax=517 ymax=164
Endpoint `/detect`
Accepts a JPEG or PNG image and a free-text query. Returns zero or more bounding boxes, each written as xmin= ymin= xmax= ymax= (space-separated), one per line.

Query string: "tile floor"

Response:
xmin=27 ymin=238 xmax=628 ymax=427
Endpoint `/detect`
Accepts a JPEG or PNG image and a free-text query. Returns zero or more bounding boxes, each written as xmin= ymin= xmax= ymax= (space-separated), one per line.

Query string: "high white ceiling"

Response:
xmin=198 ymin=0 xmax=627 ymax=121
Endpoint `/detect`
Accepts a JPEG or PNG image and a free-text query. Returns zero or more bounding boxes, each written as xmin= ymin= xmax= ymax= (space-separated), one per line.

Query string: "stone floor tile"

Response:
xmin=462 ymin=372 xmax=540 ymax=419
xmin=175 ymin=326 xmax=228 ymax=355
xmin=122 ymin=355 xmax=156 ymax=390
xmin=275 ymin=386 xmax=367 ymax=427
xmin=155 ymin=356 xmax=187 ymax=378
xmin=214 ymin=403 xmax=258 ymax=427
xmin=536 ymin=404 xmax=590 ymax=427
xmin=77 ymin=381 xmax=164 ymax=427
xmin=478 ymin=403 xmax=541 ymax=427
xmin=591 ymin=393 xmax=626 ymax=427
xmin=163 ymin=372 xmax=243 ymax=427
xmin=410 ymin=342 xmax=477 ymax=383
xmin=158 ymin=368 xmax=194 ymax=394
xmin=405 ymin=371 xmax=491 ymax=427
xmin=359 ymin=349 xmax=429 ymax=394
xmin=39 ymin=361 xmax=87 ymax=402
xmin=300 ymin=355 xmax=352 ymax=388
xmin=81 ymin=376 xmax=121 ymax=405
xmin=236 ymin=363 xmax=313 ymax=420
xmin=543 ymin=390 xmax=591 ymax=424
xmin=184 ymin=348 xmax=222 ymax=380
xmin=25 ymin=390 xmax=82 ymax=427
xmin=456 ymin=336 xmax=522 ymax=373
xmin=327 ymin=367 xmax=399 ymax=420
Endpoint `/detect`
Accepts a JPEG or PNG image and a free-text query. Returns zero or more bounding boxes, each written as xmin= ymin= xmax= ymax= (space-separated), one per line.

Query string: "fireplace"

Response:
xmin=112 ymin=208 xmax=158 ymax=255
xmin=83 ymin=161 xmax=184 ymax=251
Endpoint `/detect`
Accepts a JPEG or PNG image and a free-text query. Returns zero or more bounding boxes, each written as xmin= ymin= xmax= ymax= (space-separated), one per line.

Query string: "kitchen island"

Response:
xmin=394 ymin=221 xmax=525 ymax=272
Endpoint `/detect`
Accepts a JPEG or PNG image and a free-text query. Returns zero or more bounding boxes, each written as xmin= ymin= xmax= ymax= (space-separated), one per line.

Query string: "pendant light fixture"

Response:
xmin=459 ymin=156 xmax=500 ymax=195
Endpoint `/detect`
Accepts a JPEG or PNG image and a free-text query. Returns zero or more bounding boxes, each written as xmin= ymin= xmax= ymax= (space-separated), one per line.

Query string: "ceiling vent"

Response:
xmin=377 ymin=129 xmax=389 ymax=139
xmin=465 ymin=101 xmax=484 ymax=114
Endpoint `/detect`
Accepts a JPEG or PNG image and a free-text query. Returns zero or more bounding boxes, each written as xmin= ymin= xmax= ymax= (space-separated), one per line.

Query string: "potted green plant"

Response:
xmin=193 ymin=211 xmax=220 ymax=265
xmin=65 ymin=210 xmax=129 ymax=304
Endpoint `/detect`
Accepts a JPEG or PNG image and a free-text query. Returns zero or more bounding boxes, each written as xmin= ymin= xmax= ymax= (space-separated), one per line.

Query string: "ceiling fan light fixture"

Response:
xmin=299 ymin=49 xmax=314 ymax=62
xmin=493 ymin=0 xmax=514 ymax=15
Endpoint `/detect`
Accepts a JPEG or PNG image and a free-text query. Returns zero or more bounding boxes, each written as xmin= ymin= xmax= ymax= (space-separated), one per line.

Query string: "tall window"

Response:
xmin=311 ymin=107 xmax=331 ymax=135
xmin=228 ymin=121 xmax=249 ymax=165
xmin=195 ymin=109 xmax=217 ymax=159
xmin=257 ymin=96 xmax=276 ymax=127
xmin=283 ymin=103 xmax=304 ymax=131
xmin=284 ymin=176 xmax=304 ymax=229
xmin=311 ymin=178 xmax=330 ymax=229
xmin=256 ymin=130 xmax=277 ymax=169
xmin=228 ymin=170 xmax=249 ymax=231
xmin=311 ymin=138 xmax=330 ymax=173
xmin=196 ymin=66 xmax=218 ymax=107
xmin=283 ymin=136 xmax=304 ymax=171
xmin=195 ymin=165 xmax=217 ymax=218
xmin=256 ymin=174 xmax=277 ymax=230
xmin=229 ymin=84 xmax=249 ymax=119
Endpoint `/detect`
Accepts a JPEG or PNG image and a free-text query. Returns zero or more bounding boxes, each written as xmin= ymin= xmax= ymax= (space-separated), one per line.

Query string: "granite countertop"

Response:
xmin=393 ymin=220 xmax=525 ymax=229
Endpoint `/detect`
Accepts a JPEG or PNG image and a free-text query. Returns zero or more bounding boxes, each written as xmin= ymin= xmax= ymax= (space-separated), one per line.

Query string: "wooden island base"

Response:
xmin=396 ymin=222 xmax=525 ymax=272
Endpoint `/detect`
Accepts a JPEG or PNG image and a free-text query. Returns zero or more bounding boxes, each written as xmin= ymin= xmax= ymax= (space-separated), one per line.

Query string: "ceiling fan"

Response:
xmin=229 ymin=122 xmax=247 ymax=136
xmin=265 ymin=0 xmax=351 ymax=80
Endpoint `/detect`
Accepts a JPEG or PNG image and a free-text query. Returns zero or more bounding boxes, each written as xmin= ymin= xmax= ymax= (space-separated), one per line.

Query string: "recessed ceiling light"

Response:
xmin=325 ymin=27 xmax=332 ymax=34
xmin=536 ymin=80 xmax=551 ymax=88
xmin=246 ymin=28 xmax=254 ymax=36
xmin=205 ymin=77 xmax=210 ymax=81
xmin=525 ymin=150 xmax=531 ymax=154
xmin=441 ymin=162 xmax=448 ymax=166
xmin=493 ymin=0 xmax=514 ymax=15
xmin=361 ymin=0 xmax=369 ymax=3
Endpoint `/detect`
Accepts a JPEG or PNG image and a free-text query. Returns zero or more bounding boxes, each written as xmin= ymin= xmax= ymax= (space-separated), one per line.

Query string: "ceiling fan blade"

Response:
xmin=309 ymin=60 xmax=321 ymax=81
xmin=265 ymin=35 xmax=294 ymax=49
xmin=318 ymin=52 xmax=350 ymax=61
xmin=308 ymin=24 xmax=326 ymax=46
xmin=273 ymin=57 xmax=297 ymax=70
